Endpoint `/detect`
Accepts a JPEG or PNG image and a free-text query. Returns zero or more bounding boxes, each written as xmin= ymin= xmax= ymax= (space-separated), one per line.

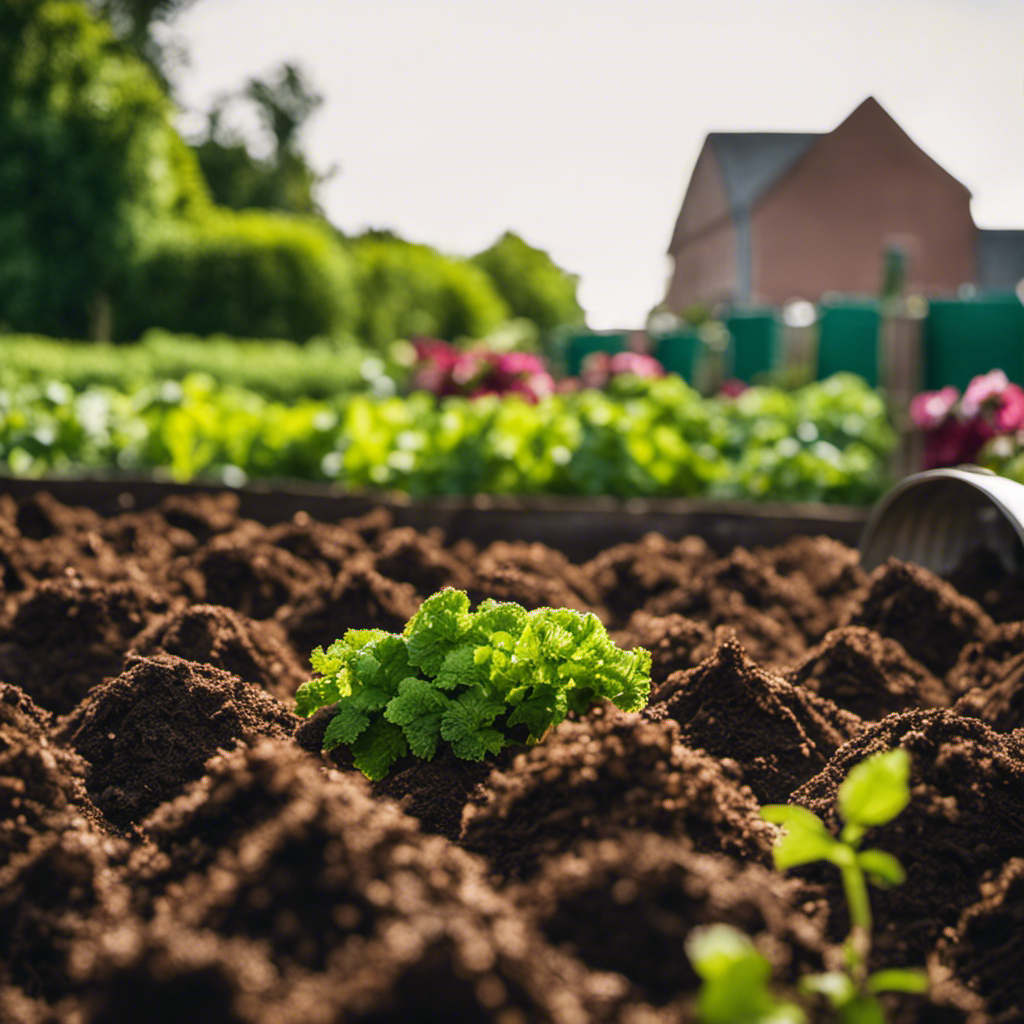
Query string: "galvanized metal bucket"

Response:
xmin=859 ymin=465 xmax=1024 ymax=576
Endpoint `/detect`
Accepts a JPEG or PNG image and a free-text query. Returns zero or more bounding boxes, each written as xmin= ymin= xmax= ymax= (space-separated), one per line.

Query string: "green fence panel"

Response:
xmin=817 ymin=303 xmax=879 ymax=386
xmin=655 ymin=331 xmax=702 ymax=384
xmin=563 ymin=332 xmax=629 ymax=377
xmin=726 ymin=313 xmax=778 ymax=383
xmin=923 ymin=296 xmax=1024 ymax=392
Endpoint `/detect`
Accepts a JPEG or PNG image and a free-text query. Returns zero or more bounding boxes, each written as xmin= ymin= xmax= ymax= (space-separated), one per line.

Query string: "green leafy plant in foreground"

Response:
xmin=687 ymin=749 xmax=927 ymax=1024
xmin=295 ymin=588 xmax=652 ymax=780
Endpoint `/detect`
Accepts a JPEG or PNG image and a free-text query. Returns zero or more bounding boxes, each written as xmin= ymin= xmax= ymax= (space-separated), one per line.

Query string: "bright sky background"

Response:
xmin=171 ymin=0 xmax=1024 ymax=329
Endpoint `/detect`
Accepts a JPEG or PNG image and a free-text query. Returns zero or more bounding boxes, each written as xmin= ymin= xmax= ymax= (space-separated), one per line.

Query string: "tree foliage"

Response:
xmin=0 ymin=0 xmax=208 ymax=338
xmin=472 ymin=231 xmax=585 ymax=334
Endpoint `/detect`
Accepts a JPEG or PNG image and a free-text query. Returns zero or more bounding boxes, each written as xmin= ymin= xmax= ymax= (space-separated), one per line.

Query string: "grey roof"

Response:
xmin=977 ymin=230 xmax=1024 ymax=292
xmin=708 ymin=132 xmax=820 ymax=213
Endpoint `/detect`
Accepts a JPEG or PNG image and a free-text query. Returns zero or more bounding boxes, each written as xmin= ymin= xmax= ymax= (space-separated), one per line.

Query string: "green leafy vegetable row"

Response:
xmin=0 ymin=371 xmax=894 ymax=503
xmin=295 ymin=588 xmax=652 ymax=780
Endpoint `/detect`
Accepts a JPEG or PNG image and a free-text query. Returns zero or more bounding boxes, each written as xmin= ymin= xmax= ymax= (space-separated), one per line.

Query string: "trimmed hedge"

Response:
xmin=116 ymin=212 xmax=358 ymax=342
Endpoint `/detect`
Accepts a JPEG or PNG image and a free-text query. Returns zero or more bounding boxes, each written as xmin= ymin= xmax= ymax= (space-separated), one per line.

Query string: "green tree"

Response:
xmin=472 ymin=231 xmax=586 ymax=334
xmin=85 ymin=0 xmax=197 ymax=90
xmin=0 ymin=0 xmax=209 ymax=338
xmin=351 ymin=234 xmax=510 ymax=347
xmin=191 ymin=63 xmax=330 ymax=217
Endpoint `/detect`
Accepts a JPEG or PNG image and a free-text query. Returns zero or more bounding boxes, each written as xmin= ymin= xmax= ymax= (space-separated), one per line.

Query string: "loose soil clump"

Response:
xmin=56 ymin=654 xmax=299 ymax=826
xmin=646 ymin=635 xmax=862 ymax=803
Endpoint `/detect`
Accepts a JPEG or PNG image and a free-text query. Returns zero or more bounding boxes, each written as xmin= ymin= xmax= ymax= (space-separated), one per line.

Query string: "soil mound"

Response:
xmin=372 ymin=526 xmax=475 ymax=596
xmin=0 ymin=682 xmax=93 ymax=859
xmin=0 ymin=572 xmax=170 ymax=714
xmin=0 ymin=825 xmax=129 ymax=1002
xmin=941 ymin=858 xmax=1024 ymax=1020
xmin=791 ymin=708 xmax=1024 ymax=966
xmin=275 ymin=554 xmax=420 ymax=658
xmin=647 ymin=635 xmax=862 ymax=803
xmin=847 ymin=560 xmax=995 ymax=678
xmin=517 ymin=833 xmax=829 ymax=1007
xmin=130 ymin=604 xmax=307 ymax=704
xmin=156 ymin=491 xmax=241 ymax=544
xmin=952 ymin=622 xmax=1024 ymax=731
xmin=56 ymin=654 xmax=299 ymax=826
xmin=470 ymin=540 xmax=603 ymax=617
xmin=613 ymin=611 xmax=715 ymax=686
xmin=582 ymin=533 xmax=713 ymax=627
xmin=646 ymin=547 xmax=824 ymax=662
xmin=785 ymin=626 xmax=948 ymax=720
xmin=265 ymin=511 xmax=365 ymax=575
xmin=461 ymin=709 xmax=777 ymax=881
xmin=180 ymin=525 xmax=323 ymax=621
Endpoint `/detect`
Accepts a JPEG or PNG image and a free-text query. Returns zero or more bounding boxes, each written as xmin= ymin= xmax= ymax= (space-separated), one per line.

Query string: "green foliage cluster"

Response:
xmin=471 ymin=232 xmax=586 ymax=334
xmin=0 ymin=332 xmax=405 ymax=401
xmin=688 ymin=750 xmax=926 ymax=1024
xmin=0 ymin=0 xmax=208 ymax=338
xmin=117 ymin=211 xmax=358 ymax=342
xmin=349 ymin=235 xmax=511 ymax=348
xmin=0 ymin=371 xmax=894 ymax=503
xmin=294 ymin=588 xmax=652 ymax=780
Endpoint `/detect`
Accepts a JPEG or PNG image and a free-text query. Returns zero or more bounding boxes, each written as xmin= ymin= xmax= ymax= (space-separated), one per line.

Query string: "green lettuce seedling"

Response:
xmin=295 ymin=587 xmax=652 ymax=780
xmin=761 ymin=748 xmax=928 ymax=1024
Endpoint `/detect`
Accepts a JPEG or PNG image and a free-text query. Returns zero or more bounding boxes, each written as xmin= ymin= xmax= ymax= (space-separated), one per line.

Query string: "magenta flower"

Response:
xmin=909 ymin=386 xmax=959 ymax=430
xmin=961 ymin=369 xmax=1009 ymax=419
xmin=607 ymin=352 xmax=665 ymax=379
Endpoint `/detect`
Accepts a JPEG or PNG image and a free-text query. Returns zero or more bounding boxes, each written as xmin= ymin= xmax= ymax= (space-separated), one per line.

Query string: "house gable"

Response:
xmin=667 ymin=139 xmax=733 ymax=253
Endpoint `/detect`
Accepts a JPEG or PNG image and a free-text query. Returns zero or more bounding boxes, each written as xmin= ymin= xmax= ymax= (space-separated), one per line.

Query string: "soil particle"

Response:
xmin=0 ymin=572 xmax=171 ymax=714
xmin=785 ymin=626 xmax=948 ymax=720
xmin=939 ymin=858 xmax=1024 ymax=1019
xmin=179 ymin=524 xmax=322 ymax=621
xmin=275 ymin=554 xmax=420 ymax=659
xmin=55 ymin=654 xmax=299 ymax=827
xmin=646 ymin=547 xmax=822 ymax=662
xmin=0 ymin=824 xmax=129 ymax=1001
xmin=791 ymin=708 xmax=1024 ymax=967
xmin=612 ymin=611 xmax=715 ymax=687
xmin=460 ymin=708 xmax=777 ymax=882
xmin=129 ymin=604 xmax=307 ymax=704
xmin=371 ymin=526 xmax=475 ymax=596
xmin=646 ymin=635 xmax=862 ymax=803
xmin=0 ymin=682 xmax=94 ymax=860
xmin=846 ymin=559 xmax=995 ymax=678
xmin=515 ymin=833 xmax=830 ymax=1007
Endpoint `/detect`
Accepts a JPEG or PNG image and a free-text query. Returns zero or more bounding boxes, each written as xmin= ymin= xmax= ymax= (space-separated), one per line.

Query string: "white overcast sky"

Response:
xmin=171 ymin=0 xmax=1024 ymax=329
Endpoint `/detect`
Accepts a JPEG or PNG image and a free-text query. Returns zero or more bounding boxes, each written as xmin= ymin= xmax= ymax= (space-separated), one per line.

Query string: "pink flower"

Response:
xmin=994 ymin=382 xmax=1024 ymax=433
xmin=607 ymin=352 xmax=665 ymax=379
xmin=718 ymin=378 xmax=749 ymax=398
xmin=909 ymin=387 xmax=959 ymax=430
xmin=961 ymin=369 xmax=1010 ymax=419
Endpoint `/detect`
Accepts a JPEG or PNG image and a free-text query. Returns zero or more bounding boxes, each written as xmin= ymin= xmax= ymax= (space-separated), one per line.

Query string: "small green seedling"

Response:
xmin=761 ymin=748 xmax=928 ymax=1023
xmin=295 ymin=588 xmax=652 ymax=780
xmin=686 ymin=923 xmax=807 ymax=1024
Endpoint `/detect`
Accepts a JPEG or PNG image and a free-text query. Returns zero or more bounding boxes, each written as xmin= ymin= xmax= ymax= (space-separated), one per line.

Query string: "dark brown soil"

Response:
xmin=55 ymin=653 xmax=299 ymax=826
xmin=0 ymin=488 xmax=1021 ymax=1022
xmin=646 ymin=634 xmax=863 ymax=803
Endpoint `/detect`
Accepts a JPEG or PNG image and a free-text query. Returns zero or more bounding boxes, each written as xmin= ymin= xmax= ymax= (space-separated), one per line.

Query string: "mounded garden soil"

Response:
xmin=0 ymin=490 xmax=1020 ymax=1022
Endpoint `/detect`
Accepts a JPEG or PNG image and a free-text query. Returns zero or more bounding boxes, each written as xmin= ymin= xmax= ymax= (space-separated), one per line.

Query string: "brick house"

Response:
xmin=664 ymin=97 xmax=1021 ymax=310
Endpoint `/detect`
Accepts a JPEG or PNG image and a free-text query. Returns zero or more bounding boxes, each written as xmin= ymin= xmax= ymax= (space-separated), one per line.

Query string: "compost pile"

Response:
xmin=1 ymin=490 xmax=1022 ymax=1024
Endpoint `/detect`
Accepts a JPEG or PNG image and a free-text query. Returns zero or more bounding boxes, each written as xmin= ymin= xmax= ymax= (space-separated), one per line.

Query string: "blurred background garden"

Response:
xmin=2 ymin=0 xmax=1023 ymax=504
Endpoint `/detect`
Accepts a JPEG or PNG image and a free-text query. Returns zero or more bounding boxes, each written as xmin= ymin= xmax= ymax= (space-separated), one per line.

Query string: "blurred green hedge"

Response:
xmin=116 ymin=212 xmax=358 ymax=342
xmin=349 ymin=235 xmax=510 ymax=347
xmin=0 ymin=331 xmax=406 ymax=401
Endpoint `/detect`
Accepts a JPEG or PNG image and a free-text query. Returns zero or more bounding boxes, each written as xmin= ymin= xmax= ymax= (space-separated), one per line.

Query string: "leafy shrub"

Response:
xmin=0 ymin=0 xmax=208 ymax=338
xmin=471 ymin=231 xmax=585 ymax=334
xmin=349 ymin=235 xmax=509 ymax=347
xmin=117 ymin=211 xmax=358 ymax=342
xmin=295 ymin=588 xmax=652 ymax=779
